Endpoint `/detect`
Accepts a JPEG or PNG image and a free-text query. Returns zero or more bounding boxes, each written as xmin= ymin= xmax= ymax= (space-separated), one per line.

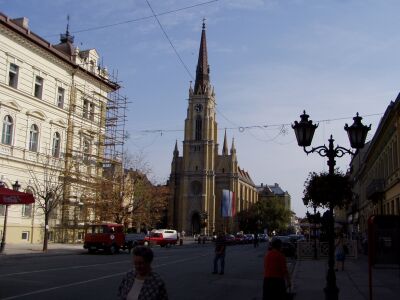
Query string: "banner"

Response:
xmin=221 ymin=189 xmax=235 ymax=217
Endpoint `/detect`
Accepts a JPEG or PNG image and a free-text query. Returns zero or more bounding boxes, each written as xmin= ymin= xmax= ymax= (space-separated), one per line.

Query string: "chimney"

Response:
xmin=11 ymin=17 xmax=29 ymax=30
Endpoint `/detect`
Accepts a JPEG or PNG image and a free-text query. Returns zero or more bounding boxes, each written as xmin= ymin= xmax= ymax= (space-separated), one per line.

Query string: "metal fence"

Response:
xmin=297 ymin=240 xmax=358 ymax=259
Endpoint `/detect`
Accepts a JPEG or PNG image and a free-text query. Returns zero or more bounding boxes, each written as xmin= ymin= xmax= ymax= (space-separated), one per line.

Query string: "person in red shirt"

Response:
xmin=263 ymin=238 xmax=291 ymax=300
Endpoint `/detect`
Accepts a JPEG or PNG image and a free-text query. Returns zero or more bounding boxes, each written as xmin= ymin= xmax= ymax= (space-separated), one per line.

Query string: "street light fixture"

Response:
xmin=0 ymin=180 xmax=21 ymax=253
xmin=292 ymin=111 xmax=371 ymax=300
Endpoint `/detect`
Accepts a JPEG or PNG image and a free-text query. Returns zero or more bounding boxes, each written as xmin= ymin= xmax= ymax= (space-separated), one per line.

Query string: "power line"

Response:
xmin=44 ymin=0 xmax=220 ymax=37
xmin=129 ymin=112 xmax=383 ymax=134
xmin=145 ymin=0 xmax=194 ymax=80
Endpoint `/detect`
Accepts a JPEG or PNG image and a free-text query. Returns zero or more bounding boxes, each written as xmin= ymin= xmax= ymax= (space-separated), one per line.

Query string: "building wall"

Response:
xmin=0 ymin=15 xmax=117 ymax=244
xmin=350 ymin=97 xmax=400 ymax=235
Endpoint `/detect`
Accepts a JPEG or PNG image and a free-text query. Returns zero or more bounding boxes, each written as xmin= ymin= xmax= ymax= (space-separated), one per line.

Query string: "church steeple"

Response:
xmin=173 ymin=140 xmax=179 ymax=157
xmin=230 ymin=137 xmax=236 ymax=154
xmin=222 ymin=129 xmax=228 ymax=155
xmin=194 ymin=19 xmax=210 ymax=94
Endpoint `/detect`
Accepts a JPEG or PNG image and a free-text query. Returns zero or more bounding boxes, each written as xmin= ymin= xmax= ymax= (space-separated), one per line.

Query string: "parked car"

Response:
xmin=244 ymin=234 xmax=254 ymax=244
xmin=258 ymin=233 xmax=270 ymax=242
xmin=225 ymin=234 xmax=236 ymax=245
xmin=271 ymin=236 xmax=296 ymax=257
xmin=288 ymin=234 xmax=306 ymax=246
xmin=235 ymin=234 xmax=245 ymax=244
xmin=144 ymin=229 xmax=178 ymax=247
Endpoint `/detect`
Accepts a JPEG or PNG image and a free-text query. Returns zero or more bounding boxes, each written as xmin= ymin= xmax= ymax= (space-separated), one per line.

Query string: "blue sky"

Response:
xmin=3 ymin=0 xmax=399 ymax=217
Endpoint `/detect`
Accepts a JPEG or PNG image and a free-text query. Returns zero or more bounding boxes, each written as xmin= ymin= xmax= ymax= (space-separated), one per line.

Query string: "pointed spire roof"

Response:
xmin=222 ymin=129 xmax=228 ymax=155
xmin=230 ymin=137 xmax=236 ymax=154
xmin=194 ymin=19 xmax=210 ymax=94
xmin=173 ymin=140 xmax=179 ymax=156
xmin=54 ymin=15 xmax=75 ymax=56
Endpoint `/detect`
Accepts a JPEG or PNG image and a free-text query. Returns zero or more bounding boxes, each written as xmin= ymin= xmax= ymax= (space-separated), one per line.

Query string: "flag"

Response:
xmin=221 ymin=189 xmax=235 ymax=217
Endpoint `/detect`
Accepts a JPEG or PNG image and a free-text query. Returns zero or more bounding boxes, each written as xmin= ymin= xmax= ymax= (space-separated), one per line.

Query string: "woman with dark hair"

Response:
xmin=118 ymin=246 xmax=168 ymax=300
xmin=263 ymin=238 xmax=291 ymax=300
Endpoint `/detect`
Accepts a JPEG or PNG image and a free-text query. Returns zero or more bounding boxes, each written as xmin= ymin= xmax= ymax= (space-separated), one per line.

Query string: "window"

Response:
xmin=34 ymin=76 xmax=43 ymax=99
xmin=195 ymin=116 xmax=202 ymax=140
xmin=2 ymin=115 xmax=13 ymax=145
xmin=57 ymin=87 xmax=65 ymax=108
xmin=22 ymin=204 xmax=32 ymax=217
xmin=21 ymin=231 xmax=30 ymax=241
xmin=52 ymin=132 xmax=61 ymax=157
xmin=29 ymin=124 xmax=39 ymax=152
xmin=83 ymin=100 xmax=95 ymax=121
xmin=0 ymin=205 xmax=5 ymax=216
xmin=83 ymin=139 xmax=91 ymax=162
xmin=9 ymin=63 xmax=19 ymax=88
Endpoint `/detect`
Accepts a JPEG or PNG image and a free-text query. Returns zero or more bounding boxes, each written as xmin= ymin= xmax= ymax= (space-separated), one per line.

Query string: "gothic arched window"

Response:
xmin=195 ymin=116 xmax=202 ymax=141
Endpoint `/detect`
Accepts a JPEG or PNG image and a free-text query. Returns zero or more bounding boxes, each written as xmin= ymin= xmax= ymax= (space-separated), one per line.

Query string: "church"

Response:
xmin=168 ymin=22 xmax=258 ymax=236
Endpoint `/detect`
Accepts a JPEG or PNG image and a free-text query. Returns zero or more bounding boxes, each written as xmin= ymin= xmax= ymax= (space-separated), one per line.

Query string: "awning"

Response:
xmin=0 ymin=187 xmax=35 ymax=205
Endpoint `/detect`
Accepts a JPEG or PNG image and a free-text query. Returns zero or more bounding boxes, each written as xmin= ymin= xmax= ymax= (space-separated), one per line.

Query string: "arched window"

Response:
xmin=195 ymin=116 xmax=202 ymax=141
xmin=52 ymin=132 xmax=61 ymax=157
xmin=1 ymin=115 xmax=13 ymax=145
xmin=29 ymin=124 xmax=39 ymax=152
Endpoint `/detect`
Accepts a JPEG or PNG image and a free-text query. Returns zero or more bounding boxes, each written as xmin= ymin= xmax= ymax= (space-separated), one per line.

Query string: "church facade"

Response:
xmin=168 ymin=23 xmax=258 ymax=235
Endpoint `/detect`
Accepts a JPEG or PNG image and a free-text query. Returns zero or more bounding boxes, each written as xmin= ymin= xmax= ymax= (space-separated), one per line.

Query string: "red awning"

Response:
xmin=0 ymin=187 xmax=35 ymax=205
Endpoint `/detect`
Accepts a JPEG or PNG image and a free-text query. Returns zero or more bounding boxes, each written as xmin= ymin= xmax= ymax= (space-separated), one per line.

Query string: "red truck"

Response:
xmin=84 ymin=223 xmax=145 ymax=254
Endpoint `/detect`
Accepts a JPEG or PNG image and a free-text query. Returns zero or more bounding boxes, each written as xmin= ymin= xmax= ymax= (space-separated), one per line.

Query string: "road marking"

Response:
xmin=1 ymin=253 xmax=210 ymax=299
xmin=0 ymin=260 xmax=128 ymax=278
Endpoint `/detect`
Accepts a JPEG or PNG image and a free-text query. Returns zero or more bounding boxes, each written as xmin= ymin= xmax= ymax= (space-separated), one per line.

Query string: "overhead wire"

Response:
xmin=145 ymin=0 xmax=194 ymax=80
xmin=44 ymin=0 xmax=220 ymax=37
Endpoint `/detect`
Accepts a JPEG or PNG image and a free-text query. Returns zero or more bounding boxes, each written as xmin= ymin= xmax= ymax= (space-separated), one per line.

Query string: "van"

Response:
xmin=144 ymin=229 xmax=178 ymax=247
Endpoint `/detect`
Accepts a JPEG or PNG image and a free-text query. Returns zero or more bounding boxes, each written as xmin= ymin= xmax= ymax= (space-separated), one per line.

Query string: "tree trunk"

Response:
xmin=43 ymin=214 xmax=49 ymax=251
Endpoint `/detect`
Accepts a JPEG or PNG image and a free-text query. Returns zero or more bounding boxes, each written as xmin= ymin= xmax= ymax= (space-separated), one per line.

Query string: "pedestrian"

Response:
xmin=263 ymin=238 xmax=291 ymax=300
xmin=335 ymin=235 xmax=346 ymax=271
xmin=212 ymin=232 xmax=226 ymax=275
xmin=118 ymin=246 xmax=168 ymax=300
xmin=254 ymin=232 xmax=259 ymax=248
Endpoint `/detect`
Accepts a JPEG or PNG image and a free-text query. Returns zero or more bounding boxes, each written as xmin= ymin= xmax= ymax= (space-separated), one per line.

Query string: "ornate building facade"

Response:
xmin=0 ymin=13 xmax=119 ymax=244
xmin=168 ymin=23 xmax=258 ymax=235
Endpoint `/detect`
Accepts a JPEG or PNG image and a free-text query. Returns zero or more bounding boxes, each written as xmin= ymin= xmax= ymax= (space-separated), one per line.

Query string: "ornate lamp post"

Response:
xmin=0 ymin=180 xmax=21 ymax=253
xmin=292 ymin=111 xmax=370 ymax=300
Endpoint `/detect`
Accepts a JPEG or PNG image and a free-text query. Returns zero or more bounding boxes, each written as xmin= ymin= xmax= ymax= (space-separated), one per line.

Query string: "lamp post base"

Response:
xmin=324 ymin=286 xmax=339 ymax=300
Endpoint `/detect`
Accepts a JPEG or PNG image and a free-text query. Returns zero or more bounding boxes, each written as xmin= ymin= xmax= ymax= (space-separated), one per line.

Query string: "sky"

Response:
xmin=2 ymin=0 xmax=400 ymax=218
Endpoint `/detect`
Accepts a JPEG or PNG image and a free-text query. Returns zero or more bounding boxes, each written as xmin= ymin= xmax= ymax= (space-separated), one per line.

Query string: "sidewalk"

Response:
xmin=293 ymin=255 xmax=400 ymax=300
xmin=0 ymin=242 xmax=84 ymax=257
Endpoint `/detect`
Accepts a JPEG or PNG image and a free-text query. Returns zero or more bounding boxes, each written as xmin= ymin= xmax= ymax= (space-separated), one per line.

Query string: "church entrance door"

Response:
xmin=191 ymin=212 xmax=201 ymax=235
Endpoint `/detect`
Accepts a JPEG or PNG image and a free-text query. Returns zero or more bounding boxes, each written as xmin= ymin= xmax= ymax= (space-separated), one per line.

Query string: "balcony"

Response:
xmin=366 ymin=179 xmax=385 ymax=201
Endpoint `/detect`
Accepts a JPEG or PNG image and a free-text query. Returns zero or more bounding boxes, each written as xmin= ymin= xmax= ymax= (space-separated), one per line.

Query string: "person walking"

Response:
xmin=118 ymin=246 xmax=168 ymax=300
xmin=335 ymin=235 xmax=346 ymax=271
xmin=263 ymin=238 xmax=291 ymax=300
xmin=254 ymin=232 xmax=259 ymax=248
xmin=212 ymin=232 xmax=226 ymax=275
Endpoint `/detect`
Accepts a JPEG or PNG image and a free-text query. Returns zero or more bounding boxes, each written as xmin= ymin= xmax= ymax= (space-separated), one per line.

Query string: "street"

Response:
xmin=0 ymin=242 xmax=284 ymax=300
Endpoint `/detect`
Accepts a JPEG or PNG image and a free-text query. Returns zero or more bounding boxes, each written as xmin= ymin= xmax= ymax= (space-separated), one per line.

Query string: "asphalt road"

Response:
xmin=0 ymin=242 xmax=292 ymax=300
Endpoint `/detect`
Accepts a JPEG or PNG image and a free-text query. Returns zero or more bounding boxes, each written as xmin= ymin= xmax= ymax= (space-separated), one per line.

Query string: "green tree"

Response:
xmin=237 ymin=199 xmax=292 ymax=234
xmin=303 ymin=171 xmax=353 ymax=209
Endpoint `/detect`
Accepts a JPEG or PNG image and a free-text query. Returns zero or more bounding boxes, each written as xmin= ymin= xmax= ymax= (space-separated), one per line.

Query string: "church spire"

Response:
xmin=230 ymin=137 xmax=236 ymax=154
xmin=194 ymin=19 xmax=210 ymax=94
xmin=173 ymin=140 xmax=179 ymax=157
xmin=222 ymin=129 xmax=228 ymax=155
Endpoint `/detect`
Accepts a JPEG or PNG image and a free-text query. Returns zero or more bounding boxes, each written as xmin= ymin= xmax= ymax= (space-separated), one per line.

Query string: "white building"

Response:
xmin=0 ymin=13 xmax=120 ymax=244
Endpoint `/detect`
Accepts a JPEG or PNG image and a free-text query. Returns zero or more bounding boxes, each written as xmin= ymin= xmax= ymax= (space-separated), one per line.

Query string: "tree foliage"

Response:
xmin=237 ymin=199 xmax=292 ymax=234
xmin=302 ymin=171 xmax=353 ymax=209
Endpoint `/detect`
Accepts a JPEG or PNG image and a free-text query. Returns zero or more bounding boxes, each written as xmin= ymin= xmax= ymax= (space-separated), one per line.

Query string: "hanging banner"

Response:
xmin=221 ymin=189 xmax=235 ymax=217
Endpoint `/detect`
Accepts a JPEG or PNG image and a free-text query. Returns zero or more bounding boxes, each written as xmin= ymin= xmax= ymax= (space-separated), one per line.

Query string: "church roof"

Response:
xmin=238 ymin=167 xmax=255 ymax=185
xmin=194 ymin=20 xmax=210 ymax=94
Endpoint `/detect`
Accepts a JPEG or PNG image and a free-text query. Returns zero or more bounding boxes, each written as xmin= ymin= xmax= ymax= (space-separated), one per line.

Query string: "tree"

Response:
xmin=237 ymin=199 xmax=292 ymax=234
xmin=302 ymin=171 xmax=353 ymax=209
xmin=28 ymin=156 xmax=65 ymax=251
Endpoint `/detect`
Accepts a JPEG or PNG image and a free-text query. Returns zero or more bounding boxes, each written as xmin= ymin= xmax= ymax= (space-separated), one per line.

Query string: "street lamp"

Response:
xmin=292 ymin=111 xmax=370 ymax=300
xmin=0 ymin=180 xmax=21 ymax=253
